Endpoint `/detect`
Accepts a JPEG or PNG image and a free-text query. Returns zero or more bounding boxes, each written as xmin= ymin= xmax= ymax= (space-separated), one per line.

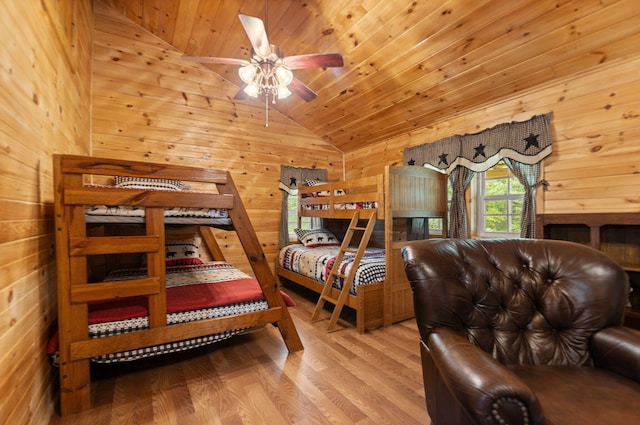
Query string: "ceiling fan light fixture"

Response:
xmin=184 ymin=12 xmax=343 ymax=107
xmin=276 ymin=85 xmax=292 ymax=100
xmin=274 ymin=66 xmax=293 ymax=86
xmin=243 ymin=82 xmax=261 ymax=98
xmin=238 ymin=64 xmax=259 ymax=84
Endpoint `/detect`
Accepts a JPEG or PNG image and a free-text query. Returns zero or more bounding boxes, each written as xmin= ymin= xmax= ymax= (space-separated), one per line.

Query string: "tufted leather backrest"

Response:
xmin=402 ymin=238 xmax=629 ymax=367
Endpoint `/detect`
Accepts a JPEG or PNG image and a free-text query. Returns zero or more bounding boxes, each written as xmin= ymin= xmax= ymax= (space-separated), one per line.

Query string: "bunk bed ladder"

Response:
xmin=311 ymin=209 xmax=377 ymax=332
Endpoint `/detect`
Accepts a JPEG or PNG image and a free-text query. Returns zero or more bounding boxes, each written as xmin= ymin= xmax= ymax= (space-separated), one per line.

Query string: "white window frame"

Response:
xmin=287 ymin=189 xmax=310 ymax=240
xmin=425 ymin=181 xmax=451 ymax=237
xmin=476 ymin=162 xmax=523 ymax=238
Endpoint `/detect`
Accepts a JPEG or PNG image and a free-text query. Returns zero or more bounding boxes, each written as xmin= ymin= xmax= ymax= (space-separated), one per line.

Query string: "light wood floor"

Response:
xmin=49 ymin=284 xmax=429 ymax=425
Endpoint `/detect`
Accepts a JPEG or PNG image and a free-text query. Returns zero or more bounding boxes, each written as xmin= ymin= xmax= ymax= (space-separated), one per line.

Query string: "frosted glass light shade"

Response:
xmin=243 ymin=82 xmax=260 ymax=97
xmin=277 ymin=85 xmax=292 ymax=99
xmin=275 ymin=66 xmax=293 ymax=85
xmin=238 ymin=64 xmax=258 ymax=84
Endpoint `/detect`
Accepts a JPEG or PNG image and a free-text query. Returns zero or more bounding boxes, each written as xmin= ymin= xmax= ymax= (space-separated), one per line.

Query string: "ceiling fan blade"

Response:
xmin=238 ymin=14 xmax=272 ymax=58
xmin=182 ymin=56 xmax=250 ymax=66
xmin=283 ymin=53 xmax=344 ymax=70
xmin=288 ymin=78 xmax=317 ymax=102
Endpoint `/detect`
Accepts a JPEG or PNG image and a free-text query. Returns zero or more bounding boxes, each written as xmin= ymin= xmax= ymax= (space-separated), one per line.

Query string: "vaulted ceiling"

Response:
xmin=101 ymin=0 xmax=637 ymax=152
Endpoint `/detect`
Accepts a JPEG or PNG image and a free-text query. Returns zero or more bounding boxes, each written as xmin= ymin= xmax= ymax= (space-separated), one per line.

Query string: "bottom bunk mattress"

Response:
xmin=278 ymin=244 xmax=386 ymax=294
xmin=48 ymin=261 xmax=294 ymax=364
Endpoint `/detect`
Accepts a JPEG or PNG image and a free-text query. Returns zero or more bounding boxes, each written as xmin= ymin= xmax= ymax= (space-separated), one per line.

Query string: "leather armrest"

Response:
xmin=428 ymin=328 xmax=544 ymax=425
xmin=591 ymin=326 xmax=640 ymax=382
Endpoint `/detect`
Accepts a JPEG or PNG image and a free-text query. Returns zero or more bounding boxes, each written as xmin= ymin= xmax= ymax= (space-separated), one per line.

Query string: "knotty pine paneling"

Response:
xmin=0 ymin=1 xmax=93 ymax=424
xmin=91 ymin=2 xmax=342 ymax=275
xmin=345 ymin=54 xmax=640 ymax=218
xmin=99 ymin=1 xmax=640 ymax=153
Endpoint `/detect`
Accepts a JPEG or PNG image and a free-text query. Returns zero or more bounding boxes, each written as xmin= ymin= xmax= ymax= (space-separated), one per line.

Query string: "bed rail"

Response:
xmin=298 ymin=174 xmax=384 ymax=219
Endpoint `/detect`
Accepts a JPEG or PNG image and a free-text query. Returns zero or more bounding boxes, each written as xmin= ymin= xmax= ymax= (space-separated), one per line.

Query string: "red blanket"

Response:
xmin=47 ymin=277 xmax=294 ymax=355
xmin=88 ymin=278 xmax=294 ymax=324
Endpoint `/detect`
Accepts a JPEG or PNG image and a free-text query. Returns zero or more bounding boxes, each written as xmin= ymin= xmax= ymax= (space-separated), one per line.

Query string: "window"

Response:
xmin=476 ymin=161 xmax=524 ymax=237
xmin=287 ymin=190 xmax=310 ymax=238
xmin=427 ymin=182 xmax=452 ymax=235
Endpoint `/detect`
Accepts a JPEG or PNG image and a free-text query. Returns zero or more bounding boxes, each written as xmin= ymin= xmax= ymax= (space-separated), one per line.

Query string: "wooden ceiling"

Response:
xmin=101 ymin=0 xmax=638 ymax=152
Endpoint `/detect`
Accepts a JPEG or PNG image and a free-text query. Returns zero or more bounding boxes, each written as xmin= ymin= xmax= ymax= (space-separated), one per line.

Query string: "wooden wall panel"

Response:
xmin=91 ymin=2 xmax=343 ymax=275
xmin=345 ymin=55 xmax=640 ymax=217
xmin=2 ymin=1 xmax=638 ymax=421
xmin=0 ymin=1 xmax=93 ymax=424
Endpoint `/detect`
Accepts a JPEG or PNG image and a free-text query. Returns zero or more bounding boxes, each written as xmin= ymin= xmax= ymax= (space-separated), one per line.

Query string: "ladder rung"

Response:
xmin=343 ymin=248 xmax=357 ymax=253
xmin=321 ymin=295 xmax=338 ymax=304
xmin=331 ymin=272 xmax=347 ymax=278
xmin=353 ymin=226 xmax=367 ymax=231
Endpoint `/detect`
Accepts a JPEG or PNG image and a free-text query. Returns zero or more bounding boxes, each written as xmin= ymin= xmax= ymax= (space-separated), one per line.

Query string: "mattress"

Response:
xmin=85 ymin=204 xmax=232 ymax=226
xmin=81 ymin=183 xmax=233 ymax=226
xmin=278 ymin=244 xmax=386 ymax=294
xmin=48 ymin=261 xmax=294 ymax=364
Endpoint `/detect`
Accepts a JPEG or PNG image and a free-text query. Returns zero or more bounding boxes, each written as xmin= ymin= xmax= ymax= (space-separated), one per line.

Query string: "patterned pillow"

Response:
xmin=114 ymin=176 xmax=182 ymax=191
xmin=294 ymin=228 xmax=341 ymax=247
xmin=305 ymin=179 xmax=327 ymax=186
xmin=304 ymin=179 xmax=345 ymax=196
xmin=164 ymin=239 xmax=202 ymax=266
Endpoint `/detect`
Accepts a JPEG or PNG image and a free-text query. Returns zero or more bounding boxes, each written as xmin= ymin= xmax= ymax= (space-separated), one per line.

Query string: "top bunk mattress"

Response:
xmin=85 ymin=204 xmax=232 ymax=225
xmin=81 ymin=182 xmax=233 ymax=226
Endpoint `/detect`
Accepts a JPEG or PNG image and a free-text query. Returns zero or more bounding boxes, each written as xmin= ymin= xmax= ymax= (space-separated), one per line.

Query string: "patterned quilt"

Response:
xmin=278 ymin=245 xmax=386 ymax=294
xmin=48 ymin=261 xmax=294 ymax=363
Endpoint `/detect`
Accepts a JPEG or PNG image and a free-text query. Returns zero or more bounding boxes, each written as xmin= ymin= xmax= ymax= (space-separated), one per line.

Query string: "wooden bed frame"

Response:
xmin=53 ymin=154 xmax=303 ymax=415
xmin=275 ymin=165 xmax=447 ymax=332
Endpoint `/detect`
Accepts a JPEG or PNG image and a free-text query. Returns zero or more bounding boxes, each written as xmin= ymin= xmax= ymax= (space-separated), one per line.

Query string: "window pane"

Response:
xmin=510 ymin=215 xmax=522 ymax=233
xmin=287 ymin=192 xmax=308 ymax=237
xmin=511 ymin=199 xmax=523 ymax=215
xmin=485 ymin=178 xmax=508 ymax=196
xmin=287 ymin=196 xmax=297 ymax=210
xmin=486 ymin=200 xmax=507 ymax=214
xmin=429 ymin=217 xmax=443 ymax=231
xmin=477 ymin=161 xmax=524 ymax=237
xmin=485 ymin=215 xmax=507 ymax=232
xmin=510 ymin=177 xmax=525 ymax=194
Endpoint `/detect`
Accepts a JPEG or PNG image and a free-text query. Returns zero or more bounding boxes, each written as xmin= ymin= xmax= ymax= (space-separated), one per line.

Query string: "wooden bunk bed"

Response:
xmin=275 ymin=165 xmax=447 ymax=332
xmin=52 ymin=154 xmax=303 ymax=415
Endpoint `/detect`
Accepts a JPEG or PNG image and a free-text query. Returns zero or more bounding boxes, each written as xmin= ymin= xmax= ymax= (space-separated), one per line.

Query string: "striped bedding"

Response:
xmin=278 ymin=244 xmax=386 ymax=294
xmin=48 ymin=261 xmax=294 ymax=364
xmin=85 ymin=204 xmax=232 ymax=226
xmin=82 ymin=184 xmax=233 ymax=226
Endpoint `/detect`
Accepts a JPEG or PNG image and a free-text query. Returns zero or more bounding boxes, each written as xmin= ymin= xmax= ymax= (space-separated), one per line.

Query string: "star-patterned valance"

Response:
xmin=279 ymin=165 xmax=327 ymax=194
xmin=403 ymin=113 xmax=552 ymax=174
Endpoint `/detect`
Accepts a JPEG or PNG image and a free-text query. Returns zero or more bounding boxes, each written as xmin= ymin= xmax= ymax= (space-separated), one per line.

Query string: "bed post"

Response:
xmin=53 ymin=155 xmax=92 ymax=414
xmin=216 ymin=172 xmax=303 ymax=352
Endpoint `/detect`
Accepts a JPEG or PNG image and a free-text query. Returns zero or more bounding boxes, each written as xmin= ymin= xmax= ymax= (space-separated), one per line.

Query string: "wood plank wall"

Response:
xmin=3 ymin=1 xmax=639 ymax=423
xmin=0 ymin=1 xmax=93 ymax=424
xmin=345 ymin=55 xmax=640 ymax=216
xmin=90 ymin=2 xmax=343 ymax=273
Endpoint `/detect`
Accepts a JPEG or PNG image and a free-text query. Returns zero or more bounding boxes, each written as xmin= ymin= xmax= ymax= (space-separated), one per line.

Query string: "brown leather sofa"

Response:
xmin=402 ymin=238 xmax=640 ymax=425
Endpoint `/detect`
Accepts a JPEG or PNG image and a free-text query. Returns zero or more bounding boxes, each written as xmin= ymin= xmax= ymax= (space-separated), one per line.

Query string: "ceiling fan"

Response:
xmin=183 ymin=13 xmax=343 ymax=104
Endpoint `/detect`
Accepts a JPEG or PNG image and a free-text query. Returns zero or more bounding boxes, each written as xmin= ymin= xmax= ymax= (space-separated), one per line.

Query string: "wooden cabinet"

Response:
xmin=536 ymin=213 xmax=640 ymax=329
